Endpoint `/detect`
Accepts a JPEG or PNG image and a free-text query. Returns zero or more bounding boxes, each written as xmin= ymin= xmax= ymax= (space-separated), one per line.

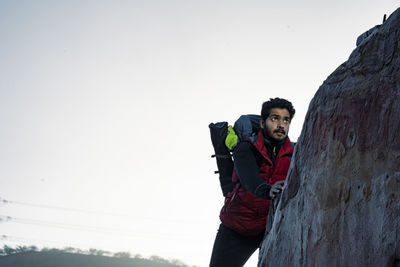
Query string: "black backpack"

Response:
xmin=209 ymin=114 xmax=261 ymax=197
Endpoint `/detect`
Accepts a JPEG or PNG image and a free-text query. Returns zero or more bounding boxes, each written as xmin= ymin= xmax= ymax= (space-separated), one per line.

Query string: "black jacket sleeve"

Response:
xmin=233 ymin=141 xmax=272 ymax=200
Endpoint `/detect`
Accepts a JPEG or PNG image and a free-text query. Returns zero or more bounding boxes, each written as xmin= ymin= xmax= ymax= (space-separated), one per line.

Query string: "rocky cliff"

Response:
xmin=259 ymin=8 xmax=400 ymax=267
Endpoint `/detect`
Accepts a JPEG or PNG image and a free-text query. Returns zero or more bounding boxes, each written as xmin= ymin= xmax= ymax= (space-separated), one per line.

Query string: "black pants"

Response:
xmin=209 ymin=224 xmax=264 ymax=267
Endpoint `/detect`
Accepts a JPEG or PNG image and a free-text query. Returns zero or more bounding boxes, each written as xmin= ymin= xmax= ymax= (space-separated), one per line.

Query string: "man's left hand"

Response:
xmin=269 ymin=180 xmax=285 ymax=199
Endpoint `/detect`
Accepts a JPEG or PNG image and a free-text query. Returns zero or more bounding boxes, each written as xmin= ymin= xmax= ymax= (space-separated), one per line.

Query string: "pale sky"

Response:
xmin=0 ymin=1 xmax=399 ymax=266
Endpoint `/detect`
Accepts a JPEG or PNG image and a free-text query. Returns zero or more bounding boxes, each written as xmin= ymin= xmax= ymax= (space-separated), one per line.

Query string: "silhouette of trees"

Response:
xmin=113 ymin=251 xmax=131 ymax=258
xmin=149 ymin=255 xmax=170 ymax=263
xmin=0 ymin=245 xmax=194 ymax=266
xmin=88 ymin=248 xmax=110 ymax=257
xmin=0 ymin=245 xmax=38 ymax=256
xmin=133 ymin=253 xmax=143 ymax=259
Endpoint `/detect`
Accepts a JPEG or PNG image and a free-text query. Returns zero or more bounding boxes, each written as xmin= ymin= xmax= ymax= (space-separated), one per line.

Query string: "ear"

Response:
xmin=260 ymin=118 xmax=264 ymax=129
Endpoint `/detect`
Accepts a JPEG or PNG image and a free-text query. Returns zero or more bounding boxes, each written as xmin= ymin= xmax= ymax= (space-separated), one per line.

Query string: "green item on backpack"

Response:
xmin=225 ymin=126 xmax=238 ymax=150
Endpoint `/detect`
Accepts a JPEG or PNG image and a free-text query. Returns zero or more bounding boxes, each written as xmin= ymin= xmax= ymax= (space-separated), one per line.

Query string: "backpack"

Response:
xmin=209 ymin=114 xmax=261 ymax=197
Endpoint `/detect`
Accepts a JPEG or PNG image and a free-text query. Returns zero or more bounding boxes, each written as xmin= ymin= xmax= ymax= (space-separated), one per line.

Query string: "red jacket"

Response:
xmin=219 ymin=130 xmax=293 ymax=236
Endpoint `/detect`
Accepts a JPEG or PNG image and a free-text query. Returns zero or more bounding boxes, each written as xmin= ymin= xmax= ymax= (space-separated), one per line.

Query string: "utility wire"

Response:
xmin=1 ymin=234 xmax=94 ymax=249
xmin=0 ymin=215 xmax=204 ymax=241
xmin=0 ymin=197 xmax=209 ymax=224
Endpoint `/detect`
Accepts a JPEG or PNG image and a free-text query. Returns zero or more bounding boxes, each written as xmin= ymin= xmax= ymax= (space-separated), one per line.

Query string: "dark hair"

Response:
xmin=261 ymin=97 xmax=295 ymax=120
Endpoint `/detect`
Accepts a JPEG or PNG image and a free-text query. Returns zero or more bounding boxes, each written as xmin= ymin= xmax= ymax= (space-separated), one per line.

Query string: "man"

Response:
xmin=210 ymin=98 xmax=295 ymax=267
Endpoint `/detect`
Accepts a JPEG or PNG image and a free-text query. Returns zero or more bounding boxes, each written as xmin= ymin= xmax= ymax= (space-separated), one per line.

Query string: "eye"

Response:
xmin=271 ymin=117 xmax=278 ymax=122
xmin=283 ymin=118 xmax=290 ymax=124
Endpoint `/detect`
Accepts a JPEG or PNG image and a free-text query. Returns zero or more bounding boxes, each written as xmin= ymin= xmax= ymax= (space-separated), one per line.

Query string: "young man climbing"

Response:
xmin=210 ymin=98 xmax=295 ymax=267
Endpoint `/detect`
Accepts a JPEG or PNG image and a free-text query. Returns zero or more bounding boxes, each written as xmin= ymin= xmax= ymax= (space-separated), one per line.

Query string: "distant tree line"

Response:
xmin=0 ymin=245 xmax=193 ymax=267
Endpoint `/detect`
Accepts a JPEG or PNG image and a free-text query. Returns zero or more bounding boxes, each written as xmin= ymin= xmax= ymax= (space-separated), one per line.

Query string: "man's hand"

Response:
xmin=269 ymin=180 xmax=285 ymax=199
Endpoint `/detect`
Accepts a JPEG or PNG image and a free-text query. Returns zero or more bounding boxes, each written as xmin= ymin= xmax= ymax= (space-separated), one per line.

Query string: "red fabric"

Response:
xmin=219 ymin=131 xmax=293 ymax=236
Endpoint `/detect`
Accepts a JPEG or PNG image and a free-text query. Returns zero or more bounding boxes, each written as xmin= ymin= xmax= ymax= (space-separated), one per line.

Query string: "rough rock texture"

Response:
xmin=259 ymin=8 xmax=400 ymax=267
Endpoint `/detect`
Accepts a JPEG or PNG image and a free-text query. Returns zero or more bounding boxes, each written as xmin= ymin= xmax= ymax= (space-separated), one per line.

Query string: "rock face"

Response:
xmin=259 ymin=8 xmax=400 ymax=267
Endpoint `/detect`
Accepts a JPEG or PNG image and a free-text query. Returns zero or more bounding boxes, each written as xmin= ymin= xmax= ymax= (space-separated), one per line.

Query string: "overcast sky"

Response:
xmin=1 ymin=1 xmax=399 ymax=266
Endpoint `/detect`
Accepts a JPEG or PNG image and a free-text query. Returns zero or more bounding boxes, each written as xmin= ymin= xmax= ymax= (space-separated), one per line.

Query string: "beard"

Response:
xmin=263 ymin=126 xmax=287 ymax=144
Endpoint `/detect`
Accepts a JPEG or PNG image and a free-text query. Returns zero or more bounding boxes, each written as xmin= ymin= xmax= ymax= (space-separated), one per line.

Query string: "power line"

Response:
xmin=0 ymin=214 xmax=205 ymax=241
xmin=0 ymin=234 xmax=93 ymax=249
xmin=0 ymin=197 xmax=209 ymax=224
xmin=1 ymin=214 xmax=134 ymax=236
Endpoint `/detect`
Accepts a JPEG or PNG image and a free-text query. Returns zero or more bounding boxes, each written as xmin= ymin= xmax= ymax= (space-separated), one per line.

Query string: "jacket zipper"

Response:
xmin=225 ymin=184 xmax=240 ymax=213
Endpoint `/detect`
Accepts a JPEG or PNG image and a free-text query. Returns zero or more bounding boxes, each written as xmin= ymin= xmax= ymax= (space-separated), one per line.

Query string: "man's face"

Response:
xmin=261 ymin=108 xmax=291 ymax=142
